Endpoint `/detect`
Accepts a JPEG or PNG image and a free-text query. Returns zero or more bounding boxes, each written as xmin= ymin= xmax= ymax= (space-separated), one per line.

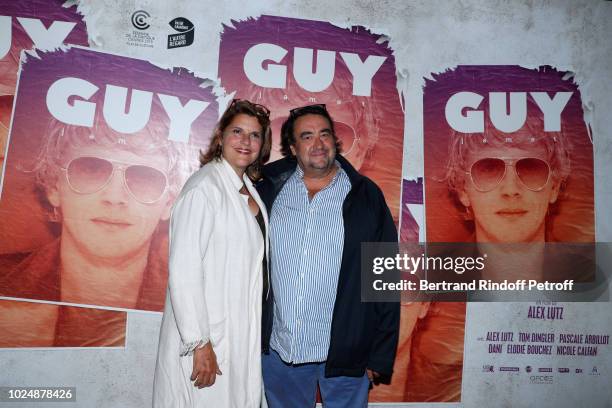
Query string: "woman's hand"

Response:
xmin=191 ymin=341 xmax=222 ymax=388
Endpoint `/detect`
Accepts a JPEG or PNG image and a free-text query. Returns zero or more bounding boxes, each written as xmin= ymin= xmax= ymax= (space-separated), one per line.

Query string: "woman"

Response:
xmin=153 ymin=99 xmax=272 ymax=408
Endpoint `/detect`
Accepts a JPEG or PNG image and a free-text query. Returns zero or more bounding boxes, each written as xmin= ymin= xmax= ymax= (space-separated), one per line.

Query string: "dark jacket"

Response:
xmin=257 ymin=154 xmax=400 ymax=377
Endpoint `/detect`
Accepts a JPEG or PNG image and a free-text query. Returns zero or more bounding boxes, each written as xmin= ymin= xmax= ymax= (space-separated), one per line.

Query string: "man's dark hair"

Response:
xmin=280 ymin=104 xmax=342 ymax=157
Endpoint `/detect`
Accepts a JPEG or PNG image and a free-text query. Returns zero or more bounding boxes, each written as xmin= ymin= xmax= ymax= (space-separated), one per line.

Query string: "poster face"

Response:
xmin=424 ymin=65 xmax=594 ymax=244
xmin=0 ymin=47 xmax=218 ymax=323
xmin=218 ymin=15 xmax=404 ymax=221
xmin=0 ymin=0 xmax=89 ymax=180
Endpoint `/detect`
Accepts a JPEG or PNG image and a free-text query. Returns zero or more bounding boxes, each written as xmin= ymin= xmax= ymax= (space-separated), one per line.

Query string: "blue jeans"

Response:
xmin=262 ymin=349 xmax=369 ymax=408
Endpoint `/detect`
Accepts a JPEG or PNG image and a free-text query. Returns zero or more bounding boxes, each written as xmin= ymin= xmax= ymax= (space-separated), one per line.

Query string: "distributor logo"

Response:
xmin=168 ymin=17 xmax=195 ymax=49
xmin=131 ymin=10 xmax=151 ymax=30
xmin=530 ymin=375 xmax=553 ymax=385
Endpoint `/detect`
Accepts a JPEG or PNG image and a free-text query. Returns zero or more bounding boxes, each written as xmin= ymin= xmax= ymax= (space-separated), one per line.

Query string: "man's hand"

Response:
xmin=191 ymin=341 xmax=222 ymax=388
xmin=366 ymin=369 xmax=382 ymax=385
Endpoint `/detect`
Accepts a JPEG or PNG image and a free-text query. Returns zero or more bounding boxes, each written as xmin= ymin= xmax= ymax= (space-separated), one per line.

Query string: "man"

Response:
xmin=257 ymin=104 xmax=400 ymax=407
xmin=0 ymin=120 xmax=177 ymax=311
xmin=0 ymin=118 xmax=179 ymax=348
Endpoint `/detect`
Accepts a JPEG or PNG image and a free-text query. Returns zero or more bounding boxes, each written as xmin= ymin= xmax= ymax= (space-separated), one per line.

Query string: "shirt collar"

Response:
xmin=220 ymin=157 xmax=246 ymax=191
xmin=293 ymin=160 xmax=342 ymax=181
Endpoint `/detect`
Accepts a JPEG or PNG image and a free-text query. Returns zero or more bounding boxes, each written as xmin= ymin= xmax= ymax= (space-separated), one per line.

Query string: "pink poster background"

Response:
xmin=218 ymin=15 xmax=404 ymax=222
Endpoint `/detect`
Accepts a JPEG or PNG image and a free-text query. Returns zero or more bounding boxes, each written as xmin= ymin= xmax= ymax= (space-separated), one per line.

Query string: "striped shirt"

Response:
xmin=269 ymin=162 xmax=351 ymax=364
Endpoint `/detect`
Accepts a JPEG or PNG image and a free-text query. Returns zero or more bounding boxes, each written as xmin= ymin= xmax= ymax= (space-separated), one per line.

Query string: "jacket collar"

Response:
xmin=220 ymin=157 xmax=249 ymax=191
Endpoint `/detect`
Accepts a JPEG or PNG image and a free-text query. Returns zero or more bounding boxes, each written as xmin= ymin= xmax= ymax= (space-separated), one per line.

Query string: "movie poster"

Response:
xmin=423 ymin=65 xmax=602 ymax=405
xmin=0 ymin=0 xmax=89 ymax=182
xmin=0 ymin=0 xmax=114 ymax=350
xmin=217 ymin=15 xmax=404 ymax=222
xmin=424 ymin=65 xmax=593 ymax=243
xmin=217 ymin=15 xmax=412 ymax=403
xmin=0 ymin=46 xmax=218 ymax=347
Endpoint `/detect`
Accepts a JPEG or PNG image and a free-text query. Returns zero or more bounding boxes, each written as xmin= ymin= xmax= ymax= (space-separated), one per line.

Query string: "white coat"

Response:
xmin=153 ymin=158 xmax=268 ymax=408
